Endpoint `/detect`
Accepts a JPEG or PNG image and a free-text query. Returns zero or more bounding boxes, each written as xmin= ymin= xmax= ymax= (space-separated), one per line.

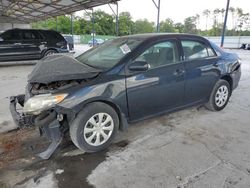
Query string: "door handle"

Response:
xmin=174 ymin=69 xmax=185 ymax=76
xmin=41 ymin=42 xmax=47 ymax=44
xmin=14 ymin=43 xmax=21 ymax=45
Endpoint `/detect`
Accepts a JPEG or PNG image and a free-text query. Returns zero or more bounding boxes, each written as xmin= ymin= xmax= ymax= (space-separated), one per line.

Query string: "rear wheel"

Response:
xmin=70 ymin=102 xmax=119 ymax=152
xmin=43 ymin=49 xmax=57 ymax=57
xmin=205 ymin=79 xmax=231 ymax=111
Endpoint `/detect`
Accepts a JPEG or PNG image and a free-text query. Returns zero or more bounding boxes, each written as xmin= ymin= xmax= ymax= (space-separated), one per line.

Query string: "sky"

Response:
xmin=78 ymin=0 xmax=250 ymax=30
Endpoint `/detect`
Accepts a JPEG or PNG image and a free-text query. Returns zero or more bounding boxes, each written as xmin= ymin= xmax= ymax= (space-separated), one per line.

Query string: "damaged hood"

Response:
xmin=28 ymin=54 xmax=102 ymax=84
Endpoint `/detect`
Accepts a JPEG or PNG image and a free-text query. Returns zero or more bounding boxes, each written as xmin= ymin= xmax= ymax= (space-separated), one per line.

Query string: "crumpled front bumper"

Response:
xmin=9 ymin=94 xmax=63 ymax=159
xmin=9 ymin=94 xmax=35 ymax=128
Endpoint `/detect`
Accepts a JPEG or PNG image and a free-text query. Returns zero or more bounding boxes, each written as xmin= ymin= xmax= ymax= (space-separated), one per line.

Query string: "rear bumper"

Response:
xmin=57 ymin=48 xmax=69 ymax=53
xmin=231 ymin=65 xmax=241 ymax=90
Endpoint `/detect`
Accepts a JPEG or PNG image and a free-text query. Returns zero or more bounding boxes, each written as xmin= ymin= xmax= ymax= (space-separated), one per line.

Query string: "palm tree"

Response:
xmin=195 ymin=14 xmax=200 ymax=29
xmin=236 ymin=9 xmax=249 ymax=31
xmin=236 ymin=8 xmax=243 ymax=17
xmin=213 ymin=8 xmax=221 ymax=26
xmin=229 ymin=7 xmax=235 ymax=29
xmin=220 ymin=8 xmax=225 ymax=23
xmin=203 ymin=9 xmax=210 ymax=31
xmin=236 ymin=8 xmax=244 ymax=31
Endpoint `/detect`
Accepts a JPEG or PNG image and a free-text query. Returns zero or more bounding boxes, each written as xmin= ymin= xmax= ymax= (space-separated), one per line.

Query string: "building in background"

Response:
xmin=0 ymin=16 xmax=30 ymax=32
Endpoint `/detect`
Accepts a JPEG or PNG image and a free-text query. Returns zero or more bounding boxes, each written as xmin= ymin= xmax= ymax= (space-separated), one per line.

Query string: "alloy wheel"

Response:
xmin=215 ymin=85 xmax=229 ymax=107
xmin=83 ymin=113 xmax=114 ymax=146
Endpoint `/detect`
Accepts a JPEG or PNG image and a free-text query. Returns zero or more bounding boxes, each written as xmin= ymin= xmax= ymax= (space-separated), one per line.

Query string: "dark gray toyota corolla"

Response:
xmin=10 ymin=34 xmax=241 ymax=159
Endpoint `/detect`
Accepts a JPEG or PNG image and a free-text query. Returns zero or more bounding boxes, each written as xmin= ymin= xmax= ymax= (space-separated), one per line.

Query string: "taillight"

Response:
xmin=56 ymin=41 xmax=65 ymax=47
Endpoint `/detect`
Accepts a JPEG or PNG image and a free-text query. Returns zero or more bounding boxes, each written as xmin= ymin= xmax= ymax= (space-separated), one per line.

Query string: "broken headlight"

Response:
xmin=23 ymin=93 xmax=68 ymax=115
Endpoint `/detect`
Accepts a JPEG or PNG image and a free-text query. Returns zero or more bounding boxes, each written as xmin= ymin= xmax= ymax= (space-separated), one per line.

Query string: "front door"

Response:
xmin=126 ymin=39 xmax=185 ymax=121
xmin=0 ymin=29 xmax=23 ymax=61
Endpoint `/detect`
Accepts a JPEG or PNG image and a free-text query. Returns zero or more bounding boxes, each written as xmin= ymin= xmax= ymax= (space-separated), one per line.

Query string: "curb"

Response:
xmin=0 ymin=60 xmax=38 ymax=67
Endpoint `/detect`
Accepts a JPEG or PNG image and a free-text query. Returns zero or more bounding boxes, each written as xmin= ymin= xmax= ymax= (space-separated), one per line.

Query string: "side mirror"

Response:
xmin=0 ymin=37 xmax=3 ymax=42
xmin=129 ymin=60 xmax=150 ymax=71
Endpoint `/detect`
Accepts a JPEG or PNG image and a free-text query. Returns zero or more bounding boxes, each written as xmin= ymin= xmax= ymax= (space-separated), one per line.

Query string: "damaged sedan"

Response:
xmin=10 ymin=34 xmax=241 ymax=159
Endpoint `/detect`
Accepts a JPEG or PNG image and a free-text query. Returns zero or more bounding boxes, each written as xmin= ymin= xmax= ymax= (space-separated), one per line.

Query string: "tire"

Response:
xmin=43 ymin=49 xmax=57 ymax=57
xmin=205 ymin=79 xmax=231 ymax=111
xmin=70 ymin=102 xmax=119 ymax=153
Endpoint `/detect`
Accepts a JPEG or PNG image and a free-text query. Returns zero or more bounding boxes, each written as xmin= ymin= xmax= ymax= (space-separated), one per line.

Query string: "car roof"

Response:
xmin=119 ymin=33 xmax=206 ymax=41
xmin=5 ymin=28 xmax=58 ymax=33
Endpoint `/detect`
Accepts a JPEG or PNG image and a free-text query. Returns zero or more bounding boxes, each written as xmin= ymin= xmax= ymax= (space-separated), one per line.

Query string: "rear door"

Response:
xmin=126 ymin=39 xmax=185 ymax=120
xmin=0 ymin=30 xmax=23 ymax=61
xmin=180 ymin=38 xmax=220 ymax=104
xmin=20 ymin=30 xmax=42 ymax=59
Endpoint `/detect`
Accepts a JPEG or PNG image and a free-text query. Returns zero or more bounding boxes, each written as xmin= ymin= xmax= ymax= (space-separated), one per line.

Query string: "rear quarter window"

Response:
xmin=49 ymin=31 xmax=64 ymax=41
xmin=22 ymin=30 xmax=41 ymax=40
xmin=39 ymin=30 xmax=65 ymax=41
xmin=181 ymin=40 xmax=216 ymax=60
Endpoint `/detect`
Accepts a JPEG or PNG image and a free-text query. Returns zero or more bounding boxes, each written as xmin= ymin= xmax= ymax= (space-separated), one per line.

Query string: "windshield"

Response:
xmin=76 ymin=37 xmax=142 ymax=69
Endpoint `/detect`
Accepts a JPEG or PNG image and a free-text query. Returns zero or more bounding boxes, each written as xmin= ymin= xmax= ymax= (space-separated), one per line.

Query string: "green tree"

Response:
xmin=183 ymin=16 xmax=198 ymax=34
xmin=133 ymin=19 xmax=154 ymax=34
xmin=174 ymin=22 xmax=185 ymax=33
xmin=159 ymin=18 xmax=177 ymax=33
xmin=208 ymin=23 xmax=223 ymax=36
xmin=118 ymin=12 xmax=133 ymax=35
xmin=92 ymin=10 xmax=115 ymax=35
xmin=32 ymin=15 xmax=72 ymax=34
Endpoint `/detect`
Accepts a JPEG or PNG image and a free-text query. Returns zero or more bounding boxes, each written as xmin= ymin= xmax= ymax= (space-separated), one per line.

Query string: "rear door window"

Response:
xmin=21 ymin=30 xmax=40 ymax=40
xmin=1 ymin=30 xmax=22 ymax=41
xmin=181 ymin=40 xmax=216 ymax=60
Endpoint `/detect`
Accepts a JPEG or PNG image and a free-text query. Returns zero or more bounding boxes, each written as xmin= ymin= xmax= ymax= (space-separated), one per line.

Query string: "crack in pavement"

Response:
xmin=178 ymin=160 xmax=222 ymax=188
xmin=187 ymin=132 xmax=250 ymax=177
xmin=175 ymin=129 xmax=250 ymax=188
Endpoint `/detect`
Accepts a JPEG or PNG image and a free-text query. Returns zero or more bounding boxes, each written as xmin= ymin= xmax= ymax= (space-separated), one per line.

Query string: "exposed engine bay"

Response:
xmin=29 ymin=80 xmax=84 ymax=95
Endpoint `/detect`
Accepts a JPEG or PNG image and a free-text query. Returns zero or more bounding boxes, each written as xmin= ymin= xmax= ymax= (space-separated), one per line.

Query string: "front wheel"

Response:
xmin=70 ymin=102 xmax=119 ymax=153
xmin=205 ymin=79 xmax=231 ymax=111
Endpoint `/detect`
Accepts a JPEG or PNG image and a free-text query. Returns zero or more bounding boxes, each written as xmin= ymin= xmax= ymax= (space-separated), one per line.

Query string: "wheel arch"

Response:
xmin=42 ymin=48 xmax=59 ymax=57
xmin=77 ymin=99 xmax=129 ymax=131
xmin=220 ymin=74 xmax=233 ymax=95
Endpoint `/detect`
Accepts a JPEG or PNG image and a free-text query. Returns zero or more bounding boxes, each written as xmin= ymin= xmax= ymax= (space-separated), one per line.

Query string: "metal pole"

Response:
xmin=152 ymin=0 xmax=161 ymax=32
xmin=108 ymin=3 xmax=119 ymax=36
xmin=221 ymin=0 xmax=230 ymax=47
xmin=71 ymin=14 xmax=73 ymax=36
xmin=56 ymin=16 xmax=58 ymax=31
xmin=116 ymin=2 xmax=119 ymax=36
xmin=92 ymin=9 xmax=95 ymax=46
xmin=71 ymin=14 xmax=74 ymax=47
xmin=156 ymin=0 xmax=161 ymax=32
